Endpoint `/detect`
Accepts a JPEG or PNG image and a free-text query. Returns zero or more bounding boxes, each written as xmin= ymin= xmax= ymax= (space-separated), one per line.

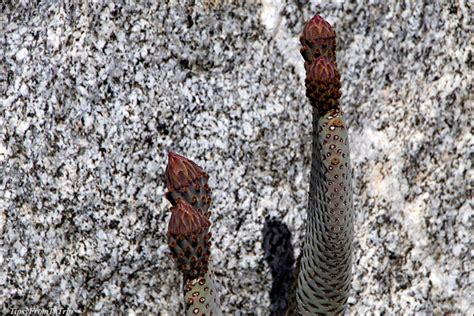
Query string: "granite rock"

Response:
xmin=1 ymin=1 xmax=471 ymax=314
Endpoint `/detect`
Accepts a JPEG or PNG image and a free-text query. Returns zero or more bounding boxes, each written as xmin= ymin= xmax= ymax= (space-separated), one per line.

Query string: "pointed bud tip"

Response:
xmin=165 ymin=152 xmax=208 ymax=191
xmin=310 ymin=15 xmax=324 ymax=22
xmin=168 ymin=151 xmax=181 ymax=160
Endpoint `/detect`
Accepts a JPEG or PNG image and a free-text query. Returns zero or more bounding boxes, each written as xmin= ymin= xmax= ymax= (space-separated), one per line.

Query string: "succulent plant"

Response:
xmin=163 ymin=14 xmax=352 ymax=315
xmin=291 ymin=14 xmax=354 ymax=315
xmin=165 ymin=152 xmax=222 ymax=315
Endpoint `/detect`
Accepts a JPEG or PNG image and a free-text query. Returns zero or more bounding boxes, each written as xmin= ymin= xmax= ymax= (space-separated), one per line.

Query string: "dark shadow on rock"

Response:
xmin=262 ymin=216 xmax=295 ymax=316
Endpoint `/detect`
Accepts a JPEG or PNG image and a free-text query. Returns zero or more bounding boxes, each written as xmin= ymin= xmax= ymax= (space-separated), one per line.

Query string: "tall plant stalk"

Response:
xmin=290 ymin=14 xmax=354 ymax=315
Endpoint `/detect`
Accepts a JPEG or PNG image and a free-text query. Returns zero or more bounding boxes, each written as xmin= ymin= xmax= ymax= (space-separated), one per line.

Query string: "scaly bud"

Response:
xmin=300 ymin=15 xmax=336 ymax=65
xmin=167 ymin=199 xmax=212 ymax=279
xmin=165 ymin=152 xmax=212 ymax=216
xmin=305 ymin=57 xmax=341 ymax=113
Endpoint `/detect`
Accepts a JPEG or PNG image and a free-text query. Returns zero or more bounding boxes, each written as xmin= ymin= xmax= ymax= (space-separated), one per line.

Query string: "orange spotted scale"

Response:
xmin=296 ymin=108 xmax=353 ymax=316
xmin=184 ymin=270 xmax=222 ymax=315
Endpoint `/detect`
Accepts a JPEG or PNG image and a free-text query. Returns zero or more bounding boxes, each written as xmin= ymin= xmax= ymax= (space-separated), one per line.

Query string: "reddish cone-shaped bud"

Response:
xmin=165 ymin=152 xmax=208 ymax=191
xmin=300 ymin=15 xmax=336 ymax=64
xmin=167 ymin=199 xmax=212 ymax=279
xmin=305 ymin=57 xmax=341 ymax=113
xmin=302 ymin=15 xmax=336 ymax=40
xmin=165 ymin=152 xmax=212 ymax=215
xmin=168 ymin=199 xmax=211 ymax=236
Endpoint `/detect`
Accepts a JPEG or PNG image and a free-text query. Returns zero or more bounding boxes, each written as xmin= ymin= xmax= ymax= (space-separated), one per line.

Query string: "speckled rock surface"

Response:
xmin=1 ymin=1 xmax=471 ymax=314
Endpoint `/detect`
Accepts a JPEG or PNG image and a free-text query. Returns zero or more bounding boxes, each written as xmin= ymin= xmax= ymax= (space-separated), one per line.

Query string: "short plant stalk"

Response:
xmin=165 ymin=152 xmax=222 ymax=315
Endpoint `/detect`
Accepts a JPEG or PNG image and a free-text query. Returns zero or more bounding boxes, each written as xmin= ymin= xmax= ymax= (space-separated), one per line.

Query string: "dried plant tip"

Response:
xmin=168 ymin=199 xmax=211 ymax=236
xmin=165 ymin=152 xmax=208 ymax=191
